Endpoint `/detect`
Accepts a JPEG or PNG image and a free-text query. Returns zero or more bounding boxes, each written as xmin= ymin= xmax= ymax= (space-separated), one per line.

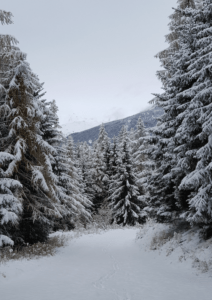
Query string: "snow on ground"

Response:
xmin=136 ymin=221 xmax=212 ymax=274
xmin=0 ymin=227 xmax=212 ymax=300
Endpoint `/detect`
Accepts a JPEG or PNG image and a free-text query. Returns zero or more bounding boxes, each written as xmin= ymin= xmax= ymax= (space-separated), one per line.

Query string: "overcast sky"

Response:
xmin=1 ymin=0 xmax=177 ymax=127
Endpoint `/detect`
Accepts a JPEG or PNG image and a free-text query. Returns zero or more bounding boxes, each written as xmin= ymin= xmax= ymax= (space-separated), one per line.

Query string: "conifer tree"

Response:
xmin=102 ymin=135 xmax=111 ymax=188
xmin=147 ymin=0 xmax=198 ymax=222
xmin=172 ymin=0 xmax=212 ymax=226
xmin=0 ymin=10 xmax=23 ymax=246
xmin=65 ymin=137 xmax=92 ymax=227
xmin=129 ymin=127 xmax=135 ymax=143
xmin=91 ymin=143 xmax=106 ymax=209
xmin=0 ymin=153 xmax=22 ymax=246
xmin=79 ymin=142 xmax=95 ymax=203
xmin=91 ymin=124 xmax=109 ymax=210
xmin=40 ymin=98 xmax=61 ymax=147
xmin=96 ymin=124 xmax=111 ymax=183
xmin=97 ymin=124 xmax=108 ymax=149
xmin=109 ymin=127 xmax=144 ymax=225
xmin=6 ymin=72 xmax=62 ymax=243
xmin=118 ymin=125 xmax=125 ymax=145
xmin=41 ymin=102 xmax=92 ymax=229
xmin=0 ymin=11 xmax=66 ymax=243
xmin=132 ymin=118 xmax=150 ymax=195
xmin=109 ymin=137 xmax=119 ymax=177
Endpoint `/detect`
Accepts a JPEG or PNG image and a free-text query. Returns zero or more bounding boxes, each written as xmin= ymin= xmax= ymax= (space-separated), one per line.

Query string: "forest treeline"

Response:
xmin=1 ymin=0 xmax=212 ymax=247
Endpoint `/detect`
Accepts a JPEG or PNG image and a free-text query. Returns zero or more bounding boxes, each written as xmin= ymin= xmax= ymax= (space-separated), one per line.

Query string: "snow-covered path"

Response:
xmin=0 ymin=228 xmax=211 ymax=300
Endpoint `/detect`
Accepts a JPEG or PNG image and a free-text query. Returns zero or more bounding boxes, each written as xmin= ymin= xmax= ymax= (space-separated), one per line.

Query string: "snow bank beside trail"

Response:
xmin=136 ymin=220 xmax=212 ymax=275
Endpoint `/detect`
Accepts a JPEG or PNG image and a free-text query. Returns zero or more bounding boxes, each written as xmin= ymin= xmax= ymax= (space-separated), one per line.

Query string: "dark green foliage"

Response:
xmin=18 ymin=204 xmax=50 ymax=244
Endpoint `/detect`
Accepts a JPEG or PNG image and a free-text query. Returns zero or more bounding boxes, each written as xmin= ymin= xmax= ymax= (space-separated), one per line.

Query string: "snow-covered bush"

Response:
xmin=0 ymin=234 xmax=68 ymax=263
xmin=92 ymin=199 xmax=113 ymax=229
xmin=136 ymin=219 xmax=212 ymax=273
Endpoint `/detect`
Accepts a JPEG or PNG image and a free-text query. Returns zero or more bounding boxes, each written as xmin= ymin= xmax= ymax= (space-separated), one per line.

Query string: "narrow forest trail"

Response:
xmin=0 ymin=228 xmax=211 ymax=300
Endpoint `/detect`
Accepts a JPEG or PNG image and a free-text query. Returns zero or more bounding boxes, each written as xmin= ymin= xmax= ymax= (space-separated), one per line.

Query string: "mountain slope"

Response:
xmin=68 ymin=106 xmax=163 ymax=144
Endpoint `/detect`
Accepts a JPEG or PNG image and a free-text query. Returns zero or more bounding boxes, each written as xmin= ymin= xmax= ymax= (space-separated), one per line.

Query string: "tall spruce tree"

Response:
xmin=173 ymin=0 xmax=212 ymax=227
xmin=40 ymin=100 xmax=79 ymax=230
xmin=41 ymin=101 xmax=92 ymax=229
xmin=132 ymin=118 xmax=150 ymax=195
xmin=109 ymin=137 xmax=119 ymax=177
xmin=65 ymin=137 xmax=92 ymax=227
xmin=0 ymin=10 xmax=23 ymax=246
xmin=91 ymin=124 xmax=109 ymax=210
xmin=109 ymin=127 xmax=144 ymax=225
xmin=0 ymin=153 xmax=23 ymax=246
xmin=79 ymin=142 xmax=95 ymax=203
xmin=147 ymin=0 xmax=198 ymax=222
xmin=0 ymin=10 xmax=68 ymax=243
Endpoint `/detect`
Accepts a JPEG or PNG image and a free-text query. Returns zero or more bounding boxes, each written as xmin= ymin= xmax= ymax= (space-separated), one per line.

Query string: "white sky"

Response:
xmin=0 ymin=0 xmax=177 ymax=126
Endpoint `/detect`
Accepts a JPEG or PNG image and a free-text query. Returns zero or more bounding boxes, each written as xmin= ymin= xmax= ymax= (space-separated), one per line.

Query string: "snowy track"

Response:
xmin=0 ymin=228 xmax=211 ymax=300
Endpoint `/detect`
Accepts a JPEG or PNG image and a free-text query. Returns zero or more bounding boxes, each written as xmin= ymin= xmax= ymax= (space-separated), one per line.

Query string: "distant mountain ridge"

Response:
xmin=68 ymin=106 xmax=164 ymax=144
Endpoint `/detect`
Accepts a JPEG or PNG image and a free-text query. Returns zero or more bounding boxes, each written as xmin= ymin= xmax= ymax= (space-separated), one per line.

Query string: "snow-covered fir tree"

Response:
xmin=91 ymin=124 xmax=109 ymax=210
xmin=0 ymin=153 xmax=23 ymax=247
xmin=0 ymin=10 xmax=67 ymax=243
xmin=129 ymin=127 xmax=135 ymax=143
xmin=108 ymin=126 xmax=145 ymax=225
xmin=96 ymin=124 xmax=111 ymax=183
xmin=173 ymin=0 xmax=212 ymax=226
xmin=109 ymin=137 xmax=119 ymax=177
xmin=84 ymin=142 xmax=96 ymax=203
xmin=75 ymin=141 xmax=94 ymax=203
xmin=91 ymin=136 xmax=119 ymax=226
xmin=147 ymin=0 xmax=198 ymax=222
xmin=131 ymin=117 xmax=151 ymax=195
xmin=51 ymin=138 xmax=77 ymax=230
xmin=65 ymin=136 xmax=92 ymax=227
xmin=118 ymin=125 xmax=126 ymax=145
xmin=40 ymin=99 xmax=78 ymax=230
xmin=0 ymin=10 xmax=23 ymax=246
xmin=148 ymin=0 xmax=212 ymax=230
xmin=41 ymin=100 xmax=92 ymax=229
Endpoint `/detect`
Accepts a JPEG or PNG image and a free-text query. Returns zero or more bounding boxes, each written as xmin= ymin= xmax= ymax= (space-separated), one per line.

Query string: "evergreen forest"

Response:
xmin=1 ymin=0 xmax=212 ymax=249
